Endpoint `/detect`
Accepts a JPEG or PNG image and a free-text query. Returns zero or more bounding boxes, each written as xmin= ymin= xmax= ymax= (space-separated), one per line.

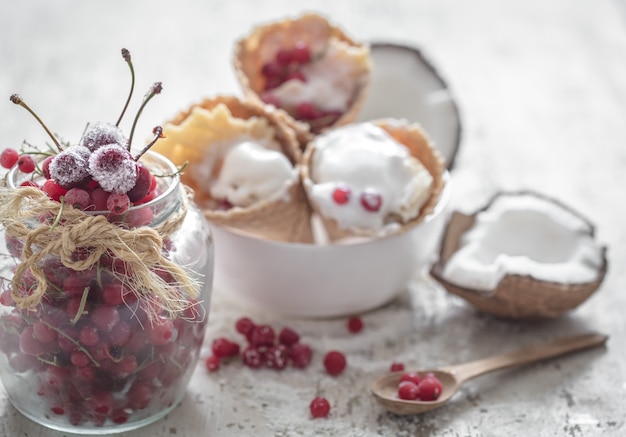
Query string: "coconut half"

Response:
xmin=430 ymin=191 xmax=608 ymax=319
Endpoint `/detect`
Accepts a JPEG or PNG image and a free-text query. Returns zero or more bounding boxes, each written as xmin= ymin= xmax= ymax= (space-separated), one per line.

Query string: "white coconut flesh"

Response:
xmin=441 ymin=193 xmax=605 ymax=292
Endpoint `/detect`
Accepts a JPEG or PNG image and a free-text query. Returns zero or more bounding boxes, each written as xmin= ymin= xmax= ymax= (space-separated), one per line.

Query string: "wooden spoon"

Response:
xmin=371 ymin=332 xmax=608 ymax=415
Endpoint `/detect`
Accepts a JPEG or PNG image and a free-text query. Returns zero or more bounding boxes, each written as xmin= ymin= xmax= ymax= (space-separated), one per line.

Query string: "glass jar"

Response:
xmin=0 ymin=152 xmax=213 ymax=434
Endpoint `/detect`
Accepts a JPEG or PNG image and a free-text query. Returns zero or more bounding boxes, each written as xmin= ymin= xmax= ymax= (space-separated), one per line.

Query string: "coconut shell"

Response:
xmin=430 ymin=192 xmax=609 ymax=320
xmin=233 ymin=13 xmax=372 ymax=144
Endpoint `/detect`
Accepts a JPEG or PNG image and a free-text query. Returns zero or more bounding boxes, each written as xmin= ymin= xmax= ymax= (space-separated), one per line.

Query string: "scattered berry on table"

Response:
xmin=323 ymin=350 xmax=347 ymax=376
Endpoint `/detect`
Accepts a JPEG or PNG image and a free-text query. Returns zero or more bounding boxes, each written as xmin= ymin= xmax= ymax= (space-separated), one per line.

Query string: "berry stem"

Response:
xmin=116 ymin=48 xmax=135 ymax=127
xmin=134 ymin=126 xmax=164 ymax=161
xmin=71 ymin=287 xmax=90 ymax=325
xmin=37 ymin=318 xmax=100 ymax=367
xmin=127 ymin=82 xmax=162 ymax=152
xmin=10 ymin=94 xmax=63 ymax=152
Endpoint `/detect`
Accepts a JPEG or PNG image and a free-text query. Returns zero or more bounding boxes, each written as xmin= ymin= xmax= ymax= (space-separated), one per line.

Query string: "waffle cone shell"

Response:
xmin=158 ymin=95 xmax=314 ymax=243
xmin=233 ymin=13 xmax=371 ymax=144
xmin=301 ymin=119 xmax=446 ymax=242
xmin=430 ymin=195 xmax=608 ymax=320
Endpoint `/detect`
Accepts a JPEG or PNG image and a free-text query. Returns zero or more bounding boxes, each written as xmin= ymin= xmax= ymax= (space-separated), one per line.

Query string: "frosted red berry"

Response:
xmin=265 ymin=344 xmax=289 ymax=370
xmin=242 ymin=346 xmax=263 ymax=369
xmin=49 ymin=147 xmax=90 ymax=188
xmin=309 ymin=396 xmax=330 ymax=418
xmin=249 ymin=324 xmax=275 ymax=347
xmin=80 ymin=121 xmax=126 ymax=152
xmin=323 ymin=350 xmax=346 ymax=376
xmin=88 ymin=144 xmax=137 ymax=193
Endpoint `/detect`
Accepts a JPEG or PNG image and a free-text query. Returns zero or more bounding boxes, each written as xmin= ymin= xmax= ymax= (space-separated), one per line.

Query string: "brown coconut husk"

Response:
xmin=301 ymin=119 xmax=446 ymax=242
xmin=430 ymin=193 xmax=609 ymax=320
xmin=153 ymin=95 xmax=314 ymax=243
xmin=233 ymin=13 xmax=372 ymax=146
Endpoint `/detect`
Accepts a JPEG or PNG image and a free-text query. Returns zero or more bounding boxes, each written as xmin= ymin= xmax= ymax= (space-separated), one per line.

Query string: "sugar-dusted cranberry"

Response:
xmin=360 ymin=190 xmax=383 ymax=212
xmin=0 ymin=148 xmax=19 ymax=169
xmin=278 ymin=327 xmax=300 ymax=347
xmin=17 ymin=154 xmax=36 ymax=173
xmin=80 ymin=121 xmax=126 ymax=152
xmin=242 ymin=346 xmax=263 ymax=369
xmin=332 ymin=186 xmax=351 ymax=205
xmin=88 ymin=144 xmax=137 ymax=194
xmin=416 ymin=375 xmax=443 ymax=401
xmin=49 ymin=147 xmax=90 ymax=188
xmin=323 ymin=350 xmax=346 ymax=376
xmin=249 ymin=324 xmax=275 ymax=347
xmin=265 ymin=344 xmax=289 ymax=370
xmin=289 ymin=343 xmax=313 ymax=369
xmin=397 ymin=381 xmax=419 ymax=400
xmin=309 ymin=396 xmax=330 ymax=418
xmin=347 ymin=316 xmax=364 ymax=333
xmin=390 ymin=362 xmax=405 ymax=372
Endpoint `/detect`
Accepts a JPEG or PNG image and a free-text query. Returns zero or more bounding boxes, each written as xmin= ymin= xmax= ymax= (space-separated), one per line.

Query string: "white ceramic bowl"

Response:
xmin=211 ymin=173 xmax=451 ymax=317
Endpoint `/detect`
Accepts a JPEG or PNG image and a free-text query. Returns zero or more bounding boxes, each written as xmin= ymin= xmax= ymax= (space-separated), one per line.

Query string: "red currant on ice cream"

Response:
xmin=332 ymin=186 xmax=351 ymax=205
xmin=360 ymin=190 xmax=383 ymax=212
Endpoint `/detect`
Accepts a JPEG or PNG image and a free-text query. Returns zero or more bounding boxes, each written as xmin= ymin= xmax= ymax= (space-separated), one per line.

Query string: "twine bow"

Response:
xmin=0 ymin=185 xmax=199 ymax=316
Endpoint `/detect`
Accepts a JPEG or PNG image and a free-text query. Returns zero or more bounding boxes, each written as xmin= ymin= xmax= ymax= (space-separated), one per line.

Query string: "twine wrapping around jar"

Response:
xmin=0 ymin=185 xmax=200 ymax=317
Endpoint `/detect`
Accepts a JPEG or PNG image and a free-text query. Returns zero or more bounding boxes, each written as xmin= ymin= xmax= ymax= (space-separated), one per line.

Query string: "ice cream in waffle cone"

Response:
xmin=152 ymin=96 xmax=314 ymax=243
xmin=301 ymin=119 xmax=445 ymax=242
xmin=233 ymin=13 xmax=372 ymax=139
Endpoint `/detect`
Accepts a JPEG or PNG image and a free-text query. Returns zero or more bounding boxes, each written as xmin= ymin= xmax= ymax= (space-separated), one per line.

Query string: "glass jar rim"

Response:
xmin=5 ymin=150 xmax=181 ymax=215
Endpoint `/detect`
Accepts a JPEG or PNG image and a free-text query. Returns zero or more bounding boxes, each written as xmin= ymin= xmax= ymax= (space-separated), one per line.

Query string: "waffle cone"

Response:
xmin=153 ymin=95 xmax=314 ymax=243
xmin=301 ymin=120 xmax=446 ymax=242
xmin=233 ymin=13 xmax=371 ymax=143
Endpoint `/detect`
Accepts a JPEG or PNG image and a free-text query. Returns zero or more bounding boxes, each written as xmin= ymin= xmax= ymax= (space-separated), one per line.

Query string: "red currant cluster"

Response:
xmin=205 ymin=315 xmax=363 ymax=420
xmin=396 ymin=371 xmax=444 ymax=401
xmin=205 ymin=317 xmax=314 ymax=372
xmin=259 ymin=41 xmax=343 ymax=133
xmin=0 ymin=255 xmax=206 ymax=426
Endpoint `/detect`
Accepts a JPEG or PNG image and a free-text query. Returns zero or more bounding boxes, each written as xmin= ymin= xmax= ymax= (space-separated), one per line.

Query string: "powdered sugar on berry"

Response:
xmin=88 ymin=144 xmax=138 ymax=193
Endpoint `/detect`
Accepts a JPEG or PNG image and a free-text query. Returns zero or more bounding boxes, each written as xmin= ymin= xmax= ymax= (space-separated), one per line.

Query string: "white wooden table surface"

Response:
xmin=1 ymin=1 xmax=626 ymax=436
